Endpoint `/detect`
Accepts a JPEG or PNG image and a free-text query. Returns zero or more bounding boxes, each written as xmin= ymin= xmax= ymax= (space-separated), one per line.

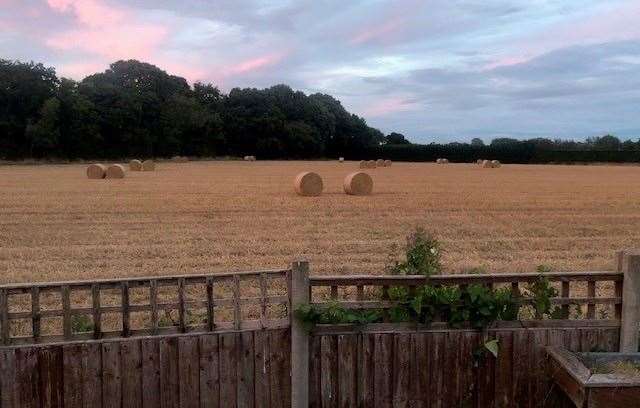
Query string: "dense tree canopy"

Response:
xmin=1 ymin=58 xmax=638 ymax=163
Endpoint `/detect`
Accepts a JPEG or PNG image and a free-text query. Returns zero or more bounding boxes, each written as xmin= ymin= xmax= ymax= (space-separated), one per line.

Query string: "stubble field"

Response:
xmin=1 ymin=160 xmax=639 ymax=284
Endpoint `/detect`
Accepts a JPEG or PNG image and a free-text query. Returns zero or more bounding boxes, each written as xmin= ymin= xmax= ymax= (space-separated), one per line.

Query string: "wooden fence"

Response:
xmin=1 ymin=252 xmax=640 ymax=407
xmin=0 ymin=328 xmax=290 ymax=408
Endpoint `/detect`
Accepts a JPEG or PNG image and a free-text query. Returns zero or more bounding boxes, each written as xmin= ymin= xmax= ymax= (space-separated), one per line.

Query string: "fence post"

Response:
xmin=619 ymin=250 xmax=640 ymax=352
xmin=290 ymin=260 xmax=310 ymax=408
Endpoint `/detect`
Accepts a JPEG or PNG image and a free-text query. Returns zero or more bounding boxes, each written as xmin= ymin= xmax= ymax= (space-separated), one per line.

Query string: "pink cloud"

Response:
xmin=360 ymin=96 xmax=419 ymax=117
xmin=350 ymin=16 xmax=406 ymax=45
xmin=487 ymin=0 xmax=640 ymax=70
xmin=56 ymin=61 xmax=107 ymax=79
xmin=45 ymin=0 xmax=168 ymax=61
xmin=230 ymin=52 xmax=287 ymax=75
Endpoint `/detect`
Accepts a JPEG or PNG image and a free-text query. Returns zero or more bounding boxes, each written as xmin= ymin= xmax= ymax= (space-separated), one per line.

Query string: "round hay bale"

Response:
xmin=367 ymin=160 xmax=377 ymax=169
xmin=293 ymin=172 xmax=323 ymax=197
xmin=482 ymin=160 xmax=493 ymax=168
xmin=105 ymin=164 xmax=125 ymax=179
xmin=244 ymin=156 xmax=250 ymax=161
xmin=476 ymin=159 xmax=483 ymax=165
xmin=343 ymin=172 xmax=373 ymax=196
xmin=339 ymin=157 xmax=345 ymax=162
xmin=129 ymin=159 xmax=142 ymax=171
xmin=376 ymin=159 xmax=385 ymax=167
xmin=86 ymin=164 xmax=106 ymax=179
xmin=359 ymin=160 xmax=367 ymax=169
xmin=250 ymin=156 xmax=256 ymax=161
xmin=142 ymin=160 xmax=155 ymax=171
xmin=442 ymin=158 xmax=449 ymax=164
xmin=491 ymin=160 xmax=501 ymax=168
xmin=436 ymin=158 xmax=442 ymax=164
xmin=383 ymin=159 xmax=392 ymax=167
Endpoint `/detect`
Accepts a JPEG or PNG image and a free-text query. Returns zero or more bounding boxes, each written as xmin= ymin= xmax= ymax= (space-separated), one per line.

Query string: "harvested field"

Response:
xmin=1 ymin=161 xmax=639 ymax=283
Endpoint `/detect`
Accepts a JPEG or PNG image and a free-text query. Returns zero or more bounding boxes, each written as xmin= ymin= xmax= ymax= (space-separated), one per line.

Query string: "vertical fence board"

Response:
xmin=63 ymin=344 xmax=84 ymax=408
xmin=357 ymin=333 xmax=375 ymax=408
xmin=393 ymin=334 xmax=411 ymax=408
xmin=459 ymin=331 xmax=476 ymax=408
xmin=428 ymin=332 xmax=445 ymax=408
xmin=269 ymin=329 xmax=290 ymax=408
xmin=494 ymin=331 xmax=513 ymax=408
xmin=101 ymin=342 xmax=122 ymax=408
xmin=81 ymin=343 xmax=102 ymax=408
xmin=320 ymin=335 xmax=337 ymax=408
xmin=238 ymin=331 xmax=255 ymax=408
xmin=141 ymin=338 xmax=161 ymax=408
xmin=443 ymin=331 xmax=460 ymax=408
xmin=337 ymin=334 xmax=357 ymax=408
xmin=219 ymin=333 xmax=238 ymax=408
xmin=178 ymin=336 xmax=200 ymax=408
xmin=39 ymin=346 xmax=63 ymax=408
xmin=159 ymin=337 xmax=180 ymax=408
xmin=532 ymin=329 xmax=549 ymax=406
xmin=512 ymin=330 xmax=529 ymax=408
xmin=410 ymin=333 xmax=428 ymax=408
xmin=199 ymin=334 xmax=220 ymax=408
xmin=0 ymin=348 xmax=16 ymax=408
xmin=121 ymin=340 xmax=143 ymax=408
xmin=254 ymin=330 xmax=270 ymax=408
xmin=374 ymin=333 xmax=393 ymax=408
xmin=15 ymin=348 xmax=40 ymax=408
xmin=476 ymin=332 xmax=495 ymax=408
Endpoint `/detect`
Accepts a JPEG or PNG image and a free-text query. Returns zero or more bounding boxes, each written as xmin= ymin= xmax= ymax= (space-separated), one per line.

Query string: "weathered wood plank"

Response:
xmin=62 ymin=344 xmax=84 ymax=408
xmin=238 ymin=331 xmax=255 ymax=408
xmin=178 ymin=336 xmax=200 ymax=408
xmin=101 ymin=341 xmax=122 ymax=408
xmin=358 ymin=333 xmax=375 ymax=408
xmin=374 ymin=333 xmax=393 ymax=408
xmin=199 ymin=334 xmax=220 ymax=408
xmin=320 ymin=335 xmax=337 ymax=408
xmin=159 ymin=337 xmax=180 ymax=408
xmin=219 ymin=333 xmax=238 ymax=408
xmin=254 ymin=330 xmax=270 ymax=408
xmin=494 ymin=331 xmax=513 ymax=407
xmin=269 ymin=329 xmax=290 ymax=408
xmin=81 ymin=342 xmax=102 ymax=408
xmin=337 ymin=334 xmax=356 ymax=407
xmin=121 ymin=340 xmax=143 ymax=408
xmin=393 ymin=333 xmax=411 ymax=408
xmin=0 ymin=348 xmax=16 ymax=408
xmin=410 ymin=333 xmax=429 ymax=407
xmin=141 ymin=338 xmax=160 ymax=408
xmin=443 ymin=331 xmax=460 ymax=408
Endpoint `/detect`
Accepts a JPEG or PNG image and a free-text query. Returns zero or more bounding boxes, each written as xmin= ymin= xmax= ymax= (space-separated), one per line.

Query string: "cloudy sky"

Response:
xmin=1 ymin=0 xmax=640 ymax=143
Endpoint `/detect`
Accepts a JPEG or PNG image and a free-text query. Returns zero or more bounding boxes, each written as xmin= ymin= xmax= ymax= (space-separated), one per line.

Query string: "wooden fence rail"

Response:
xmin=0 ymin=269 xmax=291 ymax=346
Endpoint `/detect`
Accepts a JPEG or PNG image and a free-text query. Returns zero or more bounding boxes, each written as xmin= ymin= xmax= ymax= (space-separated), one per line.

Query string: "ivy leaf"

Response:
xmin=484 ymin=339 xmax=499 ymax=358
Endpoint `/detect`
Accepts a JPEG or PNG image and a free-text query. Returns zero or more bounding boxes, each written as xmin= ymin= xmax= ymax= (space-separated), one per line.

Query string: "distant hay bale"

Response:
xmin=86 ymin=164 xmax=106 ymax=179
xmin=482 ymin=160 xmax=493 ymax=168
xmin=367 ymin=160 xmax=377 ymax=169
xmin=376 ymin=159 xmax=385 ymax=167
xmin=129 ymin=159 xmax=142 ymax=171
xmin=437 ymin=158 xmax=448 ymax=164
xmin=244 ymin=155 xmax=256 ymax=161
xmin=339 ymin=157 xmax=345 ymax=162
xmin=491 ymin=160 xmax=502 ymax=168
xmin=171 ymin=156 xmax=188 ymax=163
xmin=343 ymin=172 xmax=373 ymax=196
xmin=384 ymin=159 xmax=392 ymax=167
xmin=294 ymin=172 xmax=323 ymax=197
xmin=142 ymin=160 xmax=155 ymax=171
xmin=359 ymin=160 xmax=367 ymax=169
xmin=105 ymin=164 xmax=125 ymax=179
xmin=476 ymin=159 xmax=483 ymax=165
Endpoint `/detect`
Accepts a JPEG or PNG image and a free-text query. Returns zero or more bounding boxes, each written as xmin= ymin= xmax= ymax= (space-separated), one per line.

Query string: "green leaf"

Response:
xmin=484 ymin=339 xmax=499 ymax=358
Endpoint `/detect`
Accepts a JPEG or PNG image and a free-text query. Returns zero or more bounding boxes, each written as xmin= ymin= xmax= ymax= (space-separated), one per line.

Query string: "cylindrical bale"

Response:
xmin=476 ymin=159 xmax=483 ymax=165
xmin=436 ymin=158 xmax=442 ymax=164
xmin=359 ymin=160 xmax=367 ymax=169
xmin=142 ymin=160 xmax=155 ymax=171
xmin=250 ymin=156 xmax=256 ymax=161
xmin=129 ymin=159 xmax=142 ymax=171
xmin=482 ymin=160 xmax=493 ymax=168
xmin=367 ymin=160 xmax=377 ymax=169
xmin=105 ymin=164 xmax=125 ymax=179
xmin=442 ymin=158 xmax=449 ymax=164
xmin=376 ymin=159 xmax=385 ymax=167
xmin=244 ymin=156 xmax=250 ymax=161
xmin=86 ymin=164 xmax=106 ymax=179
xmin=491 ymin=160 xmax=501 ymax=168
xmin=339 ymin=157 xmax=345 ymax=162
xmin=343 ymin=172 xmax=373 ymax=196
xmin=384 ymin=160 xmax=392 ymax=167
xmin=294 ymin=172 xmax=323 ymax=197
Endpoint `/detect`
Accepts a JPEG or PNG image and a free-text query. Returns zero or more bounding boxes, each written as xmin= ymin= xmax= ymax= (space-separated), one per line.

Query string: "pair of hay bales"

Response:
xmin=481 ymin=160 xmax=501 ymax=168
xmin=359 ymin=159 xmax=392 ymax=169
xmin=171 ymin=156 xmax=189 ymax=163
xmin=294 ymin=171 xmax=373 ymax=196
xmin=86 ymin=164 xmax=126 ymax=179
xmin=129 ymin=159 xmax=155 ymax=171
xmin=244 ymin=155 xmax=256 ymax=161
xmin=436 ymin=158 xmax=449 ymax=164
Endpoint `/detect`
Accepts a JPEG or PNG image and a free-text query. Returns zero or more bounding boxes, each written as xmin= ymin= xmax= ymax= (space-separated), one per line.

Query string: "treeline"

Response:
xmin=0 ymin=59 xmax=384 ymax=160
xmin=1 ymin=58 xmax=638 ymax=163
xmin=365 ymin=135 xmax=640 ymax=164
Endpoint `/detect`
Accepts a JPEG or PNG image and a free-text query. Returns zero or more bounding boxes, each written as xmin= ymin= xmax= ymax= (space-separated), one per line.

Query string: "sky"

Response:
xmin=1 ymin=0 xmax=640 ymax=143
